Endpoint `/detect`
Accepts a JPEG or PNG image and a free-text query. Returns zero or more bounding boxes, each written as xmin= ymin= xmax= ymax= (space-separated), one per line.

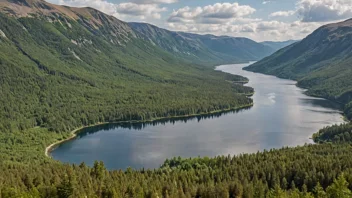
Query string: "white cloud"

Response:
xmin=116 ymin=3 xmax=167 ymax=19
xmin=58 ymin=0 xmax=167 ymax=20
xmin=256 ymin=21 xmax=286 ymax=31
xmin=297 ymin=0 xmax=352 ymax=22
xmin=129 ymin=0 xmax=177 ymax=4
xmin=269 ymin=10 xmax=295 ymax=17
xmin=269 ymin=0 xmax=352 ymax=22
xmin=167 ymin=18 xmax=334 ymax=41
xmin=53 ymin=0 xmax=352 ymax=41
xmin=58 ymin=0 xmax=116 ymax=14
xmin=165 ymin=2 xmax=332 ymax=41
xmin=168 ymin=3 xmax=256 ymax=24
xmin=166 ymin=2 xmax=307 ymax=41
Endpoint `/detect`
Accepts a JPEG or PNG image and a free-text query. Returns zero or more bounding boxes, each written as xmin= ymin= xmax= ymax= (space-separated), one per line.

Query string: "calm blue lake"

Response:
xmin=51 ymin=62 xmax=344 ymax=170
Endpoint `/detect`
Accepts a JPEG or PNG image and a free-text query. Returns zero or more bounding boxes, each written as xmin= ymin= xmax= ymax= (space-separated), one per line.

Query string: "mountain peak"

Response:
xmin=0 ymin=0 xmax=103 ymax=19
xmin=0 ymin=0 xmax=63 ymax=18
xmin=2 ymin=0 xmax=48 ymax=10
xmin=8 ymin=0 xmax=45 ymax=5
xmin=0 ymin=0 xmax=135 ymax=41
xmin=321 ymin=18 xmax=352 ymax=31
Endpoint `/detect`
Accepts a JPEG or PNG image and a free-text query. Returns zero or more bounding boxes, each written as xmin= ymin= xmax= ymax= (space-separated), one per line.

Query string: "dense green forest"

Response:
xmin=0 ymin=11 xmax=254 ymax=134
xmin=2 ymin=126 xmax=352 ymax=197
xmin=1 ymin=0 xmax=352 ymax=197
xmin=313 ymin=123 xmax=352 ymax=143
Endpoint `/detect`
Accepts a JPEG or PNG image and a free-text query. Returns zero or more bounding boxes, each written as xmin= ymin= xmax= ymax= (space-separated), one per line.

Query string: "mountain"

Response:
xmin=2 ymin=1 xmax=352 ymax=197
xmin=0 ymin=0 xmax=254 ymax=133
xmin=245 ymin=18 xmax=352 ymax=119
xmin=129 ymin=22 xmax=276 ymax=66
xmin=260 ymin=40 xmax=298 ymax=51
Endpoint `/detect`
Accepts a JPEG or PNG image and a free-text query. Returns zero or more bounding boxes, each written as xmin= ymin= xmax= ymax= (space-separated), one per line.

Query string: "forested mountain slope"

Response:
xmin=2 ymin=0 xmax=352 ymax=197
xmin=245 ymin=18 xmax=352 ymax=119
xmin=0 ymin=0 xmax=254 ymax=134
xmin=129 ymin=22 xmax=275 ymax=66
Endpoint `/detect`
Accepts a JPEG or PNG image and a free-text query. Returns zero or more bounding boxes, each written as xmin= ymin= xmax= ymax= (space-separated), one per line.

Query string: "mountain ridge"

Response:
xmin=129 ymin=22 xmax=276 ymax=66
xmin=260 ymin=40 xmax=298 ymax=51
xmin=0 ymin=0 xmax=135 ymax=43
xmin=244 ymin=18 xmax=352 ymax=119
xmin=0 ymin=0 xmax=255 ymax=133
xmin=0 ymin=0 xmax=297 ymax=66
xmin=2 ymin=1 xmax=352 ymax=197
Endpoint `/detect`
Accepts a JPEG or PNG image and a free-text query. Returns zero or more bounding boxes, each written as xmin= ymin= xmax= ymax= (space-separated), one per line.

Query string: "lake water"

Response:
xmin=51 ymin=62 xmax=345 ymax=170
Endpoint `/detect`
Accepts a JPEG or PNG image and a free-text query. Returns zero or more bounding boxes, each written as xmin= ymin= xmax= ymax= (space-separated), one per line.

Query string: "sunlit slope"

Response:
xmin=0 ymin=0 xmax=253 ymax=133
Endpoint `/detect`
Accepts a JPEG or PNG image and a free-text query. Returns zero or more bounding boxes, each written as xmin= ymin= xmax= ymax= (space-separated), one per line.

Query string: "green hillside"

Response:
xmin=245 ymin=18 xmax=352 ymax=119
xmin=129 ymin=22 xmax=275 ymax=66
xmin=1 ymin=0 xmax=352 ymax=197
xmin=0 ymin=0 xmax=254 ymax=134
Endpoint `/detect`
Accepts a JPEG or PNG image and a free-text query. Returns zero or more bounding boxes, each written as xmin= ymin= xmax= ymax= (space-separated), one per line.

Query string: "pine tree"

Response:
xmin=326 ymin=174 xmax=351 ymax=198
xmin=313 ymin=183 xmax=326 ymax=198
xmin=57 ymin=175 xmax=74 ymax=198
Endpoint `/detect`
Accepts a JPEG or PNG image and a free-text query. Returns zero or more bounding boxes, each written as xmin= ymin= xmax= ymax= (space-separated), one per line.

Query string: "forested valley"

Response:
xmin=0 ymin=12 xmax=253 ymax=134
xmin=1 ymin=0 xmax=352 ymax=197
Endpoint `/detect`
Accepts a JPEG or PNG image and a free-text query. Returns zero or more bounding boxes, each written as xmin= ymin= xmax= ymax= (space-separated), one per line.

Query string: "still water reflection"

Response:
xmin=52 ymin=62 xmax=344 ymax=170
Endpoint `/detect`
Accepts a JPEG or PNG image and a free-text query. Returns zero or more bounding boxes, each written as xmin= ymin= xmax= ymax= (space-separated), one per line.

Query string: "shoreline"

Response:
xmin=242 ymin=67 xmax=350 ymax=143
xmin=45 ymin=103 xmax=254 ymax=157
xmin=47 ymin=64 xmax=349 ymax=159
xmin=44 ymin=123 xmax=107 ymax=157
xmin=242 ymin=67 xmax=348 ymax=110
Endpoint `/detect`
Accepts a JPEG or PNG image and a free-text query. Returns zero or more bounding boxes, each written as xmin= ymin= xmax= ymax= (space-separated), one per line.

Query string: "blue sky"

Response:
xmin=49 ymin=0 xmax=352 ymax=41
xmin=129 ymin=0 xmax=297 ymax=22
xmin=109 ymin=0 xmax=295 ymax=18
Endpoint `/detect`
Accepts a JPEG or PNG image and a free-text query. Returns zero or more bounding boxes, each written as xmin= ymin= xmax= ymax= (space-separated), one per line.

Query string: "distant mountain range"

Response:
xmin=0 ymin=0 xmax=294 ymax=67
xmin=245 ymin=18 xmax=352 ymax=119
xmin=130 ymin=22 xmax=283 ymax=66
xmin=260 ymin=40 xmax=298 ymax=52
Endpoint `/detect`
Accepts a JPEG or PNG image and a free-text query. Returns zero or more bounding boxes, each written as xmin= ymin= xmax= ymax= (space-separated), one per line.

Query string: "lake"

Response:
xmin=51 ymin=62 xmax=345 ymax=170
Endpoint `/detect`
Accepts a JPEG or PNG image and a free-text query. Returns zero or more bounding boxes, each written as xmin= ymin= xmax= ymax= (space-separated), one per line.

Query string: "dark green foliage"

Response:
xmin=1 ymin=143 xmax=352 ymax=197
xmin=241 ymin=18 xmax=352 ymax=197
xmin=57 ymin=176 xmax=74 ymax=198
xmin=326 ymin=174 xmax=352 ymax=198
xmin=345 ymin=102 xmax=352 ymax=120
xmin=0 ymin=128 xmax=63 ymax=163
xmin=313 ymin=123 xmax=352 ymax=143
xmin=0 ymin=12 xmax=253 ymax=134
xmin=1 ymin=2 xmax=352 ymax=197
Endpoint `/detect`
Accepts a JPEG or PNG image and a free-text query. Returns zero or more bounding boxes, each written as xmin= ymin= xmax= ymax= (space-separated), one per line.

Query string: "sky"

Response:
xmin=47 ymin=0 xmax=352 ymax=42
